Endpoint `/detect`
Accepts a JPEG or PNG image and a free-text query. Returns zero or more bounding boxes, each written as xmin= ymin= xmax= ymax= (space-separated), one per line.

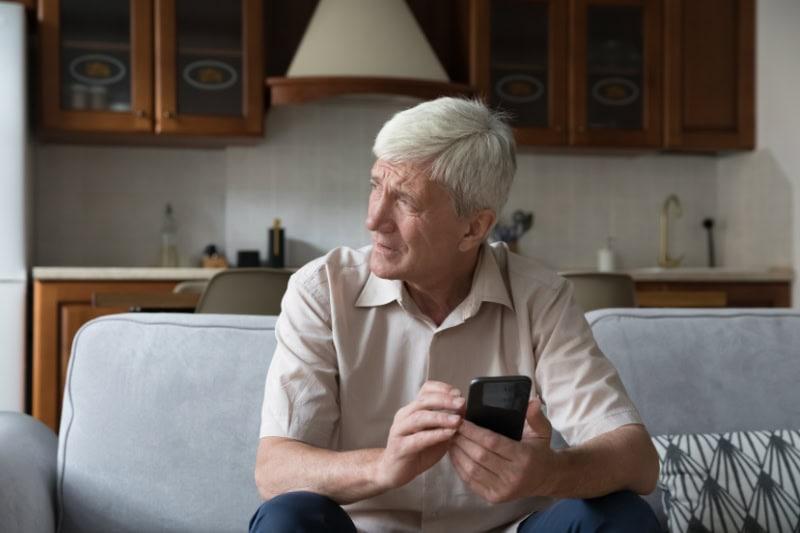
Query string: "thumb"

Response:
xmin=523 ymin=397 xmax=551 ymax=440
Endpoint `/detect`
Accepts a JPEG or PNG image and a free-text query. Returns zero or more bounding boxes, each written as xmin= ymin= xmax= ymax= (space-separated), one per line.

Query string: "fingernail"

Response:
xmin=449 ymin=388 xmax=462 ymax=397
xmin=448 ymin=414 xmax=460 ymax=423
xmin=453 ymin=397 xmax=465 ymax=407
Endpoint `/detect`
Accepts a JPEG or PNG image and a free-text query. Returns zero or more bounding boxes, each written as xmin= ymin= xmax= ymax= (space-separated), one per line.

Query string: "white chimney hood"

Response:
xmin=266 ymin=0 xmax=472 ymax=104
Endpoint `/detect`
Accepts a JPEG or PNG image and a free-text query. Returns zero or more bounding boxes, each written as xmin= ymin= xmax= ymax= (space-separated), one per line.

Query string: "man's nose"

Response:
xmin=366 ymin=194 xmax=395 ymax=233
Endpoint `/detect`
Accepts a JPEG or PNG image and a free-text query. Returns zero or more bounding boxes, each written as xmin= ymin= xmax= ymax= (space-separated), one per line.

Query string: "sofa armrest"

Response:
xmin=0 ymin=412 xmax=58 ymax=533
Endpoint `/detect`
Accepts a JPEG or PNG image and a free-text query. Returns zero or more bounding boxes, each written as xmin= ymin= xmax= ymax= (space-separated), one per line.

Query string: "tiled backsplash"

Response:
xmin=34 ymin=96 xmax=791 ymax=272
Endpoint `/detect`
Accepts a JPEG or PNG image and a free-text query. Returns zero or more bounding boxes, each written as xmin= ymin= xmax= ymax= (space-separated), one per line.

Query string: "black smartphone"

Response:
xmin=464 ymin=375 xmax=532 ymax=441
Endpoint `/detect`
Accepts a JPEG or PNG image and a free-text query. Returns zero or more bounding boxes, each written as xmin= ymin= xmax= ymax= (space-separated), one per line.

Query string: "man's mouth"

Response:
xmin=375 ymin=242 xmax=397 ymax=253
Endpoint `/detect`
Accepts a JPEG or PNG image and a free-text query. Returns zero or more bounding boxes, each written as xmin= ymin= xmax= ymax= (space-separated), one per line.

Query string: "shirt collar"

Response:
xmin=355 ymin=263 xmax=403 ymax=307
xmin=355 ymin=243 xmax=514 ymax=313
xmin=463 ymin=242 xmax=514 ymax=314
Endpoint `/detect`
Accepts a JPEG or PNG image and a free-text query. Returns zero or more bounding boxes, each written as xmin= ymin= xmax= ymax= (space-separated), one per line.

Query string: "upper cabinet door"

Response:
xmin=664 ymin=0 xmax=755 ymax=150
xmin=570 ymin=0 xmax=662 ymax=147
xmin=154 ymin=0 xmax=263 ymax=137
xmin=473 ymin=0 xmax=568 ymax=145
xmin=39 ymin=0 xmax=153 ymax=133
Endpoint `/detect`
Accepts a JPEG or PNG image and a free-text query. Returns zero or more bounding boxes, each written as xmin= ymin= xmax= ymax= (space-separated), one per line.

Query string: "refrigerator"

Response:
xmin=0 ymin=1 xmax=29 ymax=412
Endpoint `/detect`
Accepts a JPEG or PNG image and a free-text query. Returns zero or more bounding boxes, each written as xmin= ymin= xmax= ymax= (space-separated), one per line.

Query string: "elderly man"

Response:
xmin=250 ymin=97 xmax=660 ymax=532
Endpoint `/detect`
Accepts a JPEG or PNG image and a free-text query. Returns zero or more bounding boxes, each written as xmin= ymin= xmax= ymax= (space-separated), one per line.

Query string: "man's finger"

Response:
xmin=449 ymin=447 xmax=492 ymax=498
xmin=394 ymin=410 xmax=461 ymax=437
xmin=448 ymin=445 xmax=500 ymax=501
xmin=523 ymin=398 xmax=552 ymax=440
xmin=398 ymin=427 xmax=456 ymax=455
xmin=413 ymin=393 xmax=465 ymax=414
xmin=420 ymin=381 xmax=460 ymax=396
xmin=457 ymin=420 xmax=516 ymax=459
xmin=452 ymin=433 xmax=507 ymax=474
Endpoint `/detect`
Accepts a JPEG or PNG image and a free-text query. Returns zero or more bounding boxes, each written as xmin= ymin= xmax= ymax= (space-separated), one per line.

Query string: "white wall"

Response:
xmin=35 ymin=99 xmax=724 ymax=272
xmin=34 ymin=3 xmax=799 ymax=293
xmin=35 ymin=144 xmax=226 ymax=267
xmin=754 ymin=0 xmax=800 ymax=304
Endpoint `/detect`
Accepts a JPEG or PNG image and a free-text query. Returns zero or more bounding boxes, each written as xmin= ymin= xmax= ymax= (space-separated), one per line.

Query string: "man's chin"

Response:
xmin=369 ymin=255 xmax=403 ymax=280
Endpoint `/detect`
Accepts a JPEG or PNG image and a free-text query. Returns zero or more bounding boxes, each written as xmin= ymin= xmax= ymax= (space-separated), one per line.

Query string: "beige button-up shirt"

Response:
xmin=260 ymin=243 xmax=643 ymax=532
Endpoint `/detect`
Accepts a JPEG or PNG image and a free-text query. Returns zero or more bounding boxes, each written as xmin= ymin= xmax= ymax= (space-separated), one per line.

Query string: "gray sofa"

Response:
xmin=2 ymin=309 xmax=798 ymax=532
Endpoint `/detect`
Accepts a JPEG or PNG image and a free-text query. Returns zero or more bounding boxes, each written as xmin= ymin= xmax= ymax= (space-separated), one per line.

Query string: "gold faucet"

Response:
xmin=658 ymin=194 xmax=684 ymax=268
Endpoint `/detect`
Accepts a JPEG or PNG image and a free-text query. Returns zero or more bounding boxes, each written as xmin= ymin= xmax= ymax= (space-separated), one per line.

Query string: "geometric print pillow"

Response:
xmin=653 ymin=430 xmax=800 ymax=533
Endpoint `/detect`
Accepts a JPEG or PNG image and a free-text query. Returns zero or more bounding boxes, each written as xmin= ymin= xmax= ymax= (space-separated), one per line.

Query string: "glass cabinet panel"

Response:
xmin=59 ymin=0 xmax=131 ymax=113
xmin=490 ymin=0 xmax=549 ymax=128
xmin=175 ymin=0 xmax=242 ymax=117
xmin=585 ymin=6 xmax=644 ymax=130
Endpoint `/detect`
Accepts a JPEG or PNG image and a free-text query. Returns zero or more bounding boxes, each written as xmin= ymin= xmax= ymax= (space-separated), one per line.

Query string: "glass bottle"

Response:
xmin=160 ymin=203 xmax=178 ymax=267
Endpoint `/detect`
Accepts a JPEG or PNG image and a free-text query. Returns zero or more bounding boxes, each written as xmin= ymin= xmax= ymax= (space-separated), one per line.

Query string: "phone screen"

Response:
xmin=465 ymin=376 xmax=532 ymax=441
xmin=482 ymin=381 xmax=529 ymax=411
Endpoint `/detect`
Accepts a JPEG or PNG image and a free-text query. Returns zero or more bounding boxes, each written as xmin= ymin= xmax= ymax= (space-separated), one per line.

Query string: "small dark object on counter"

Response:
xmin=202 ymin=244 xmax=228 ymax=268
xmin=702 ymin=218 xmax=716 ymax=268
xmin=267 ymin=218 xmax=285 ymax=268
xmin=237 ymin=250 xmax=261 ymax=268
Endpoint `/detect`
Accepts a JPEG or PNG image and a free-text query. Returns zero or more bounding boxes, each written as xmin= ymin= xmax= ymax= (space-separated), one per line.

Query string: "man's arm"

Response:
xmin=547 ymin=423 xmax=658 ymax=498
xmin=448 ymin=398 xmax=658 ymax=503
xmin=255 ymin=438 xmax=385 ymax=504
xmin=256 ymin=381 xmax=465 ymax=505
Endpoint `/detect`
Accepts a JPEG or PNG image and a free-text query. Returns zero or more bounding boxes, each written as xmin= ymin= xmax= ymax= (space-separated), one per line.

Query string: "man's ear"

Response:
xmin=458 ymin=209 xmax=496 ymax=252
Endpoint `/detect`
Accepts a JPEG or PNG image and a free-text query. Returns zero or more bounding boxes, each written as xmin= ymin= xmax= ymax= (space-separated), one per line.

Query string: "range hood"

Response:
xmin=266 ymin=0 xmax=472 ymax=104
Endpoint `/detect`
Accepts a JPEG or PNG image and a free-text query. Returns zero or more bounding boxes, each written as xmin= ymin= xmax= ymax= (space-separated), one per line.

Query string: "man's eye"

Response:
xmin=399 ymin=197 xmax=416 ymax=210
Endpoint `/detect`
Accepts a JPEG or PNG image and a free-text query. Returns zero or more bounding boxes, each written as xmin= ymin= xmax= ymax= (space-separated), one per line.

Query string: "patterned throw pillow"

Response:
xmin=653 ymin=430 xmax=800 ymax=533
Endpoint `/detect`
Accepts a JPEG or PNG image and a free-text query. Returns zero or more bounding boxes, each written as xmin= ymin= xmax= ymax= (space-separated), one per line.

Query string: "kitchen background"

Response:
xmin=34 ymin=0 xmax=799 ymax=302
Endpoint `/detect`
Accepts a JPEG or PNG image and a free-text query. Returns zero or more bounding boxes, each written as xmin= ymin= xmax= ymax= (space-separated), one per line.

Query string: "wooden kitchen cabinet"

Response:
xmin=636 ymin=281 xmax=792 ymax=308
xmin=471 ymin=0 xmax=753 ymax=150
xmin=38 ymin=0 xmax=263 ymax=140
xmin=472 ymin=0 xmax=662 ymax=147
xmin=39 ymin=0 xmax=154 ymax=134
xmin=663 ymin=0 xmax=755 ymax=150
xmin=570 ymin=0 xmax=662 ymax=147
xmin=32 ymin=279 xmax=186 ymax=431
xmin=471 ymin=0 xmax=569 ymax=145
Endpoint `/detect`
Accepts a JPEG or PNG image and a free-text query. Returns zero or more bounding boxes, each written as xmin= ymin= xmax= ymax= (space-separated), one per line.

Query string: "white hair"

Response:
xmin=372 ymin=97 xmax=516 ymax=218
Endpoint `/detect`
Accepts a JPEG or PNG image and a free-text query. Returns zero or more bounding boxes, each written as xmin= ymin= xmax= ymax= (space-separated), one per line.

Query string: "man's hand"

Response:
xmin=448 ymin=397 xmax=556 ymax=503
xmin=375 ymin=380 xmax=464 ymax=491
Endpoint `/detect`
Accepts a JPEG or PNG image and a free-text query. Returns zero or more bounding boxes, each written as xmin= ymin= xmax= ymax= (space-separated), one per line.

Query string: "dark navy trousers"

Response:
xmin=249 ymin=490 xmax=661 ymax=532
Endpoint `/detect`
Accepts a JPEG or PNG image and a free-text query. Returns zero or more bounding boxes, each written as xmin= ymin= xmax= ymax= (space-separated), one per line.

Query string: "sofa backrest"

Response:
xmin=58 ymin=313 xmax=277 ymax=533
xmin=588 ymin=308 xmax=800 ymax=528
xmin=587 ymin=308 xmax=800 ymax=437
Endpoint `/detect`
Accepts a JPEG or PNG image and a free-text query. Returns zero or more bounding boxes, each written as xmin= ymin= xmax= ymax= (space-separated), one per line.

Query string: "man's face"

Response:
xmin=366 ymin=159 xmax=469 ymax=283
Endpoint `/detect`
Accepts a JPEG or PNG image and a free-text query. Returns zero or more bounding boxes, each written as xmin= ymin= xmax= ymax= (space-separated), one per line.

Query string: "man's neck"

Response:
xmin=405 ymin=247 xmax=482 ymax=327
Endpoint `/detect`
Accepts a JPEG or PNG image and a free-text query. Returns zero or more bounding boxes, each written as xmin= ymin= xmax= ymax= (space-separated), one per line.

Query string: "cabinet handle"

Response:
xmin=163 ymin=111 xmax=175 ymax=119
xmin=136 ymin=109 xmax=147 ymax=118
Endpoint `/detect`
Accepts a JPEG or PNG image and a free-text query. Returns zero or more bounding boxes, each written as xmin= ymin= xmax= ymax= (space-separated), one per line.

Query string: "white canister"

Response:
xmin=597 ymin=238 xmax=617 ymax=272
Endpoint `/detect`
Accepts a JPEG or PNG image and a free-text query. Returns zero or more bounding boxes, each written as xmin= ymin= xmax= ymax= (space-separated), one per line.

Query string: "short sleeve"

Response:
xmin=532 ymin=280 xmax=642 ymax=446
xmin=259 ymin=270 xmax=340 ymax=449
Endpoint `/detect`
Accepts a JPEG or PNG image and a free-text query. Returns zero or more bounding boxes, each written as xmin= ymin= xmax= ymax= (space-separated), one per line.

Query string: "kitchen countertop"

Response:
xmin=561 ymin=267 xmax=794 ymax=283
xmin=32 ymin=267 xmax=225 ymax=281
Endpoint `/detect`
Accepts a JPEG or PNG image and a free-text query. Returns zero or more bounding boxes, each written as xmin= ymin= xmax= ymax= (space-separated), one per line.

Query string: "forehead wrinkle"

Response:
xmin=372 ymin=160 xmax=428 ymax=200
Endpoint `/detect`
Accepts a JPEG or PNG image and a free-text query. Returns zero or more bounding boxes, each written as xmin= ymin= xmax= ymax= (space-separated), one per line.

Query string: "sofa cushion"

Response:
xmin=586 ymin=308 xmax=800 ymax=529
xmin=58 ymin=313 xmax=277 ymax=533
xmin=653 ymin=429 xmax=800 ymax=533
